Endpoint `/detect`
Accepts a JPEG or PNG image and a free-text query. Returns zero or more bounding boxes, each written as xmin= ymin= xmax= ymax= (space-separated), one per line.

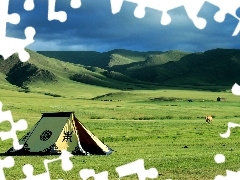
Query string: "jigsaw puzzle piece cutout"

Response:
xmin=24 ymin=0 xmax=82 ymax=11
xmin=220 ymin=122 xmax=240 ymax=138
xmin=237 ymin=7 xmax=240 ymax=17
xmin=132 ymin=0 xmax=207 ymax=27
xmin=48 ymin=0 xmax=81 ymax=22
xmin=233 ymin=21 xmax=240 ymax=36
xmin=110 ymin=0 xmax=240 ymax=35
xmin=234 ymin=7 xmax=240 ymax=35
xmin=151 ymin=0 xmax=190 ymax=26
xmin=71 ymin=0 xmax=81 ymax=9
xmin=79 ymin=169 xmax=108 ymax=180
xmin=206 ymin=0 xmax=240 ymax=22
xmin=55 ymin=149 xmax=74 ymax=171
xmin=21 ymin=150 xmax=73 ymax=180
xmin=17 ymin=27 xmax=36 ymax=62
xmin=24 ymin=0 xmax=35 ymax=11
xmin=112 ymin=0 xmax=186 ymax=25
xmin=214 ymin=154 xmax=225 ymax=164
xmin=205 ymin=0 xmax=240 ymax=35
xmin=21 ymin=164 xmax=51 ymax=180
xmin=215 ymin=170 xmax=240 ymax=180
xmin=0 ymin=0 xmax=20 ymax=37
xmin=116 ymin=159 xmax=158 ymax=180
xmin=0 ymin=26 xmax=35 ymax=62
xmin=133 ymin=3 xmax=146 ymax=19
xmin=48 ymin=0 xmax=67 ymax=22
xmin=0 ymin=156 xmax=15 ymax=180
xmin=0 ymin=102 xmax=28 ymax=150
xmin=125 ymin=1 xmax=174 ymax=21
xmin=110 ymin=0 xmax=207 ymax=27
xmin=110 ymin=0 xmax=124 ymax=14
xmin=232 ymin=83 xmax=240 ymax=95
xmin=182 ymin=0 xmax=207 ymax=29
xmin=6 ymin=13 xmax=20 ymax=25
xmin=0 ymin=0 xmax=36 ymax=62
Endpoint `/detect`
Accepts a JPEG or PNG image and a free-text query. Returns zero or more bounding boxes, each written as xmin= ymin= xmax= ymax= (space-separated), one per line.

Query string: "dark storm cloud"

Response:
xmin=6 ymin=0 xmax=240 ymax=52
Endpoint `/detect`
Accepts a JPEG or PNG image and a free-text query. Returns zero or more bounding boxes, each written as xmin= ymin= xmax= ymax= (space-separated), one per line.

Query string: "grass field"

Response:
xmin=1 ymin=85 xmax=240 ymax=180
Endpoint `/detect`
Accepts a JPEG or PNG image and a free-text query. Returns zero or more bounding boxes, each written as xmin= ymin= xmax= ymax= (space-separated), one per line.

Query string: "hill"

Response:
xmin=1 ymin=48 xmax=240 ymax=94
xmin=125 ymin=48 xmax=240 ymax=86
xmin=37 ymin=49 xmax=162 ymax=69
xmin=0 ymin=50 xmax=152 ymax=96
xmin=38 ymin=48 xmax=240 ymax=90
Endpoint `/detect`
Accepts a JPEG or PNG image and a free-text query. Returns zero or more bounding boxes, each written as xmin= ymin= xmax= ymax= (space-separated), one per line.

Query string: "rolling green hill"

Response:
xmin=126 ymin=48 xmax=240 ymax=86
xmin=1 ymin=48 xmax=240 ymax=94
xmin=38 ymin=49 xmax=162 ymax=69
xmin=38 ymin=48 xmax=240 ymax=90
xmin=0 ymin=50 xmax=151 ymax=95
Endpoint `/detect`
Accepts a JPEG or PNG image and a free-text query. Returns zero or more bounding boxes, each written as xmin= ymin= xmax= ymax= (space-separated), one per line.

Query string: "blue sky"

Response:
xmin=7 ymin=0 xmax=240 ymax=52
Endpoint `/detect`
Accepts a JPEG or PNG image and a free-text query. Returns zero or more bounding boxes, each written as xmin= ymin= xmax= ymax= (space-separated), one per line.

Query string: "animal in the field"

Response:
xmin=205 ymin=116 xmax=213 ymax=123
xmin=217 ymin=97 xmax=227 ymax=102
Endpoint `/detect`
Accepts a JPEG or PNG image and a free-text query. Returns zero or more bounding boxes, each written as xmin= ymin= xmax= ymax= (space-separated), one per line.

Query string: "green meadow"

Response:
xmin=1 ymin=49 xmax=240 ymax=179
xmin=1 ymin=85 xmax=240 ymax=180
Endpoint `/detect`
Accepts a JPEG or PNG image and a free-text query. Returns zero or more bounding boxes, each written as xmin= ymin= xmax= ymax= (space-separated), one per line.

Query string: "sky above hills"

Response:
xmin=7 ymin=0 xmax=240 ymax=52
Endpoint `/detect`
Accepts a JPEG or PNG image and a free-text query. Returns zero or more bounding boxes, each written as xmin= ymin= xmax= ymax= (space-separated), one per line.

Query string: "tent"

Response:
xmin=6 ymin=112 xmax=112 ymax=155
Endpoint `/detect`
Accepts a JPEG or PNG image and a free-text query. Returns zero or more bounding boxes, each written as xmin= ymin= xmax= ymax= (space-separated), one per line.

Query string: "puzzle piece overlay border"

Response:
xmin=0 ymin=102 xmax=27 ymax=150
xmin=0 ymin=0 xmax=35 ymax=62
xmin=1 ymin=0 xmax=239 ymax=62
xmin=1 ymin=0 xmax=240 ymax=179
xmin=110 ymin=0 xmax=240 ymax=36
xmin=212 ymin=83 xmax=240 ymax=179
xmin=0 ymin=0 xmax=81 ymax=62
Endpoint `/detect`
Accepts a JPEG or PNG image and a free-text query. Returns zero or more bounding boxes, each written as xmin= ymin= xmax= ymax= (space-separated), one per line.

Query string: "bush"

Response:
xmin=44 ymin=92 xmax=62 ymax=97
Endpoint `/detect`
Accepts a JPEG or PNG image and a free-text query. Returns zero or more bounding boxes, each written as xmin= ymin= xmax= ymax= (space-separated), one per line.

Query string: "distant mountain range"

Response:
xmin=38 ymin=48 xmax=240 ymax=87
xmin=0 ymin=48 xmax=239 ymax=92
